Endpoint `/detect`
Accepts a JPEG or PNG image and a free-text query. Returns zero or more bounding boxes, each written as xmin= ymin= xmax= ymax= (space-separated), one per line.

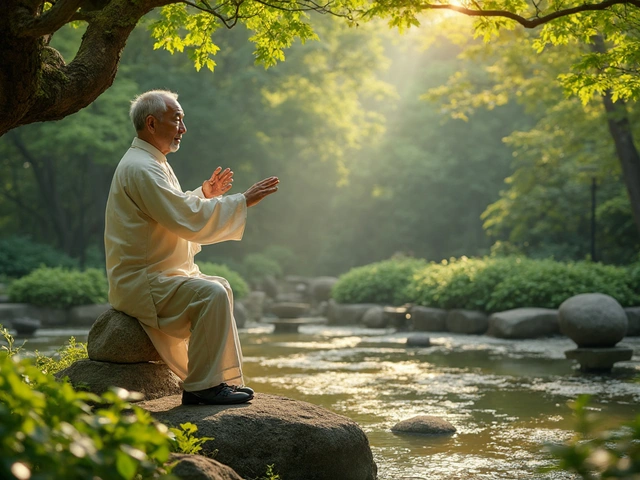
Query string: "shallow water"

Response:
xmin=12 ymin=324 xmax=640 ymax=480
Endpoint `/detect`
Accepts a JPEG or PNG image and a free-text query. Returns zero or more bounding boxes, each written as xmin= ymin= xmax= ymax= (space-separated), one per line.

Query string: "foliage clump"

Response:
xmin=546 ymin=395 xmax=640 ymax=478
xmin=242 ymin=253 xmax=284 ymax=283
xmin=197 ymin=262 xmax=250 ymax=299
xmin=7 ymin=267 xmax=108 ymax=309
xmin=407 ymin=256 xmax=640 ymax=312
xmin=0 ymin=354 xmax=173 ymax=480
xmin=332 ymin=257 xmax=427 ymax=306
xmin=0 ymin=236 xmax=78 ymax=279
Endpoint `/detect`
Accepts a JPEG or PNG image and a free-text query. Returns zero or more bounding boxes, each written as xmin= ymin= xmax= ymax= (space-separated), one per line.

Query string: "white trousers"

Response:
xmin=150 ymin=275 xmax=244 ymax=392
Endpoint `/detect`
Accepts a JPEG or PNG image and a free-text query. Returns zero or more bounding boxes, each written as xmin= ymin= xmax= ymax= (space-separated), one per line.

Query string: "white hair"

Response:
xmin=129 ymin=90 xmax=179 ymax=132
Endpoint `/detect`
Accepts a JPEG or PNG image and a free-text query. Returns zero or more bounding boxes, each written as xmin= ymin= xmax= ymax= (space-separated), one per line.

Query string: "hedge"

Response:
xmin=196 ymin=262 xmax=250 ymax=299
xmin=7 ymin=267 xmax=108 ymax=310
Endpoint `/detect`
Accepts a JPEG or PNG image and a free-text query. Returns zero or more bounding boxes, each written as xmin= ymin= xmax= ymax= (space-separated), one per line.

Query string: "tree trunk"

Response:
xmin=0 ymin=0 xmax=168 ymax=137
xmin=591 ymin=36 xmax=640 ymax=240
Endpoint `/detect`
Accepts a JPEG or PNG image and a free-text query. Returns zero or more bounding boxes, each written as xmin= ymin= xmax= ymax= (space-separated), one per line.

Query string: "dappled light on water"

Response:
xmin=18 ymin=325 xmax=640 ymax=479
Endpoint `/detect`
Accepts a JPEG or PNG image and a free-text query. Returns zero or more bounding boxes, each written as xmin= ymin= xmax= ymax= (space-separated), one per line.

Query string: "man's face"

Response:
xmin=152 ymin=98 xmax=186 ymax=155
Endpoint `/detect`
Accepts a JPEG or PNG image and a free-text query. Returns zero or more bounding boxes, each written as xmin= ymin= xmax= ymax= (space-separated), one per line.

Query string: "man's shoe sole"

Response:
xmin=182 ymin=390 xmax=253 ymax=406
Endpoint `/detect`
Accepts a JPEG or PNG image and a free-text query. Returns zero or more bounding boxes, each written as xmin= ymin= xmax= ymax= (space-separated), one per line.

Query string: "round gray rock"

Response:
xmin=233 ymin=301 xmax=247 ymax=328
xmin=624 ymin=307 xmax=640 ymax=336
xmin=410 ymin=306 xmax=448 ymax=332
xmin=446 ymin=310 xmax=488 ymax=335
xmin=559 ymin=293 xmax=628 ymax=347
xmin=55 ymin=359 xmax=181 ymax=401
xmin=406 ymin=334 xmax=431 ymax=347
xmin=171 ymin=453 xmax=243 ymax=480
xmin=308 ymin=276 xmax=339 ymax=303
xmin=139 ymin=393 xmax=377 ymax=480
xmin=88 ymin=308 xmax=161 ymax=363
xmin=391 ymin=416 xmax=456 ymax=435
xmin=487 ymin=308 xmax=559 ymax=339
xmin=327 ymin=301 xmax=379 ymax=325
xmin=362 ymin=306 xmax=387 ymax=328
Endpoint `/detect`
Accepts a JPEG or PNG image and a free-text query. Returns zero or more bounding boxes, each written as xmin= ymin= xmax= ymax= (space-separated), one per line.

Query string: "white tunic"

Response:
xmin=104 ymin=137 xmax=247 ymax=386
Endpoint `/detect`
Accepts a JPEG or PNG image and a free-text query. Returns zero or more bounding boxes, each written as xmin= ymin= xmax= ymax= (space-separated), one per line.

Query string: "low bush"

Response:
xmin=7 ymin=267 xmax=108 ymax=309
xmin=332 ymin=258 xmax=427 ymax=306
xmin=0 ymin=236 xmax=78 ymax=278
xmin=196 ymin=262 xmax=250 ymax=299
xmin=407 ymin=256 xmax=640 ymax=312
xmin=0 ymin=353 xmax=174 ymax=480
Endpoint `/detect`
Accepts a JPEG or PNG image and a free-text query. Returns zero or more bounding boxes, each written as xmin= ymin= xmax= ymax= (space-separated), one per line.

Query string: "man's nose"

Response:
xmin=180 ymin=120 xmax=187 ymax=134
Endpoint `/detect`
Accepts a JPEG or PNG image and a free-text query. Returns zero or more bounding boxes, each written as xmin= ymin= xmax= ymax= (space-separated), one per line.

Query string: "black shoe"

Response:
xmin=182 ymin=383 xmax=253 ymax=405
xmin=232 ymin=385 xmax=255 ymax=396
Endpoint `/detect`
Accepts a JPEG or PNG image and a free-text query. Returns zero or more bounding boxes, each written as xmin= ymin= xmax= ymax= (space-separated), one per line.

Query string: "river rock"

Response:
xmin=446 ymin=310 xmax=488 ymax=334
xmin=406 ymin=334 xmax=431 ymax=347
xmin=410 ymin=306 xmax=447 ymax=332
xmin=55 ymin=359 xmax=181 ymax=401
xmin=624 ymin=307 xmax=640 ymax=336
xmin=171 ymin=453 xmax=243 ymax=480
xmin=88 ymin=308 xmax=161 ymax=363
xmin=139 ymin=393 xmax=377 ymax=480
xmin=362 ymin=306 xmax=387 ymax=328
xmin=69 ymin=303 xmax=111 ymax=327
xmin=242 ymin=291 xmax=266 ymax=321
xmin=487 ymin=308 xmax=559 ymax=339
xmin=327 ymin=300 xmax=379 ymax=325
xmin=233 ymin=302 xmax=247 ymax=328
xmin=559 ymin=293 xmax=628 ymax=347
xmin=308 ymin=277 xmax=339 ymax=303
xmin=391 ymin=416 xmax=456 ymax=435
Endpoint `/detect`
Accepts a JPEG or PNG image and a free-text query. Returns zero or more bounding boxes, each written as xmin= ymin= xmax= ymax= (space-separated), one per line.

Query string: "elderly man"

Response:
xmin=104 ymin=90 xmax=278 ymax=405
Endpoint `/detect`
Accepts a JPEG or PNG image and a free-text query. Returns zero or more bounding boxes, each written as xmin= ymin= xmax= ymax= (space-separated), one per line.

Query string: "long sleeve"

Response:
xmin=127 ymin=160 xmax=246 ymax=245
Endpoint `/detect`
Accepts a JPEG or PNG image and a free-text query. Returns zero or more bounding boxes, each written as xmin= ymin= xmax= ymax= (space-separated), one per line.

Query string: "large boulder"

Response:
xmin=446 ymin=310 xmax=488 ymax=334
xmin=362 ymin=306 xmax=387 ymax=328
xmin=139 ymin=393 xmax=377 ymax=480
xmin=241 ymin=291 xmax=266 ymax=321
xmin=308 ymin=277 xmax=339 ymax=303
xmin=559 ymin=293 xmax=628 ymax=347
xmin=171 ymin=454 xmax=243 ymax=480
xmin=391 ymin=416 xmax=456 ymax=436
xmin=55 ymin=359 xmax=181 ymax=400
xmin=624 ymin=307 xmax=640 ymax=336
xmin=326 ymin=300 xmax=379 ymax=325
xmin=88 ymin=308 xmax=161 ymax=363
xmin=487 ymin=308 xmax=559 ymax=339
xmin=410 ymin=306 xmax=447 ymax=332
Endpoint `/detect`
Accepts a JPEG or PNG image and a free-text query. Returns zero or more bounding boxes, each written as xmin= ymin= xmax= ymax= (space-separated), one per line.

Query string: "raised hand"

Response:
xmin=203 ymin=167 xmax=234 ymax=198
xmin=243 ymin=176 xmax=279 ymax=207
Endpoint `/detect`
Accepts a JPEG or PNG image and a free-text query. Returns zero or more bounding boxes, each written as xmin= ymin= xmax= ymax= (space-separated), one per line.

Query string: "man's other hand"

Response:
xmin=243 ymin=177 xmax=279 ymax=207
xmin=203 ymin=167 xmax=233 ymax=198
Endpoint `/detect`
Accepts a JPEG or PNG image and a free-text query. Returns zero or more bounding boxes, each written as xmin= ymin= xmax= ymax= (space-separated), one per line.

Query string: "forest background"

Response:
xmin=1 ymin=13 xmax=638 ymax=278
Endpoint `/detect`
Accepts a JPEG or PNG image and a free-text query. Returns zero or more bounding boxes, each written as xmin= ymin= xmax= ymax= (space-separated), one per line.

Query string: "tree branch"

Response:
xmin=18 ymin=0 xmax=85 ymax=37
xmin=416 ymin=0 xmax=640 ymax=28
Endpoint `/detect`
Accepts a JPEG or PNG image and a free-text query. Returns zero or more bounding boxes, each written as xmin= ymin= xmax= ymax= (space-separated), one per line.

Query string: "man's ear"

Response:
xmin=145 ymin=115 xmax=156 ymax=133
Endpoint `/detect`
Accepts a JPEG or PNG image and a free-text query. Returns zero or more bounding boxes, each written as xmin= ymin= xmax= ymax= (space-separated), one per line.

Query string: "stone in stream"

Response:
xmin=446 ymin=309 xmax=489 ymax=334
xmin=326 ymin=300 xmax=379 ymax=326
xmin=406 ymin=334 xmax=431 ymax=347
xmin=391 ymin=416 xmax=456 ymax=436
xmin=138 ymin=393 xmax=377 ymax=480
xmin=362 ymin=306 xmax=387 ymax=328
xmin=559 ymin=293 xmax=628 ymax=347
xmin=170 ymin=453 xmax=243 ymax=480
xmin=487 ymin=308 xmax=559 ymax=339
xmin=410 ymin=306 xmax=448 ymax=332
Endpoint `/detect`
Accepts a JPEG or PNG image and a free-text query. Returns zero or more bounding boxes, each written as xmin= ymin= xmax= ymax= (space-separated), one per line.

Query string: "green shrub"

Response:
xmin=242 ymin=253 xmax=283 ymax=283
xmin=8 ymin=267 xmax=108 ymax=309
xmin=332 ymin=258 xmax=427 ymax=305
xmin=262 ymin=245 xmax=298 ymax=275
xmin=197 ymin=262 xmax=250 ymax=299
xmin=407 ymin=256 xmax=640 ymax=312
xmin=0 ymin=353 xmax=174 ymax=480
xmin=0 ymin=236 xmax=78 ymax=278
xmin=34 ymin=336 xmax=89 ymax=375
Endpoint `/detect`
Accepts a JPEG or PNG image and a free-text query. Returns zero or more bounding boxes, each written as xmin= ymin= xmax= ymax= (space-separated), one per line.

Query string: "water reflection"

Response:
xmin=12 ymin=324 xmax=640 ymax=479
